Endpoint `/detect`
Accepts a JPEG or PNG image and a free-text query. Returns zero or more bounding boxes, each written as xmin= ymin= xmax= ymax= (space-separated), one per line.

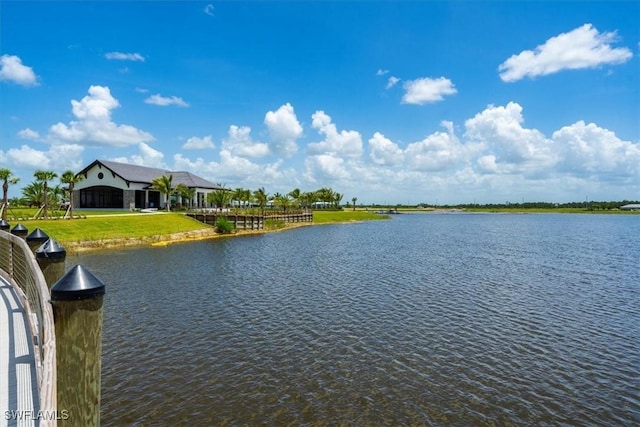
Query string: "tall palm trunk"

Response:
xmin=43 ymin=181 xmax=49 ymax=219
xmin=2 ymin=181 xmax=8 ymax=221
xmin=68 ymin=182 xmax=75 ymax=218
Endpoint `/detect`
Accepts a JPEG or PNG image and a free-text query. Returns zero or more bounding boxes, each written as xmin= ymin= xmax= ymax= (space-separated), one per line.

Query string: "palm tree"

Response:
xmin=33 ymin=170 xmax=58 ymax=219
xmin=352 ymin=197 xmax=358 ymax=211
xmin=0 ymin=168 xmax=19 ymax=221
xmin=175 ymin=184 xmax=196 ymax=209
xmin=316 ymin=187 xmax=333 ymax=208
xmin=333 ymin=192 xmax=343 ymax=209
xmin=151 ymin=174 xmax=174 ymax=211
xmin=288 ymin=188 xmax=301 ymax=209
xmin=207 ymin=186 xmax=232 ymax=211
xmin=184 ymin=187 xmax=196 ymax=209
xmin=60 ymin=170 xmax=84 ymax=218
xmin=253 ymin=187 xmax=269 ymax=215
xmin=273 ymin=193 xmax=292 ymax=212
xmin=299 ymin=191 xmax=317 ymax=210
xmin=22 ymin=181 xmax=45 ymax=208
xmin=232 ymin=188 xmax=254 ymax=211
xmin=9 ymin=197 xmax=22 ymax=208
xmin=49 ymin=185 xmax=66 ymax=211
xmin=240 ymin=188 xmax=253 ymax=209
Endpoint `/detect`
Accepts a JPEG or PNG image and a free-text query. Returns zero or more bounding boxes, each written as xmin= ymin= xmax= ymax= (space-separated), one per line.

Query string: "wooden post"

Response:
xmin=35 ymin=239 xmax=67 ymax=289
xmin=51 ymin=265 xmax=105 ymax=427
xmin=26 ymin=227 xmax=49 ymax=253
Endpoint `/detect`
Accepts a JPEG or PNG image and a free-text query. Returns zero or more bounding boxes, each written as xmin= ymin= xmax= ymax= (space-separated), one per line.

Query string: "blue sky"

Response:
xmin=1 ymin=1 xmax=638 ymax=205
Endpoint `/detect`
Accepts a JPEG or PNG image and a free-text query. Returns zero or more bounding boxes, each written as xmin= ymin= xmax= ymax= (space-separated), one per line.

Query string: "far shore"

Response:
xmin=4 ymin=206 xmax=637 ymax=255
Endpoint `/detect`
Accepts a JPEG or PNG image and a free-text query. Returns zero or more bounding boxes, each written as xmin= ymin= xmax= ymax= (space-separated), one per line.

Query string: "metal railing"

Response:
xmin=0 ymin=230 xmax=57 ymax=426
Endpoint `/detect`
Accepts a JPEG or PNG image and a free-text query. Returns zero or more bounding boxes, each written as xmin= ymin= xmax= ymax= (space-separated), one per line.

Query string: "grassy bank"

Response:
xmin=3 ymin=209 xmax=390 ymax=252
xmin=312 ymin=210 xmax=389 ymax=223
xmin=13 ymin=213 xmax=207 ymax=246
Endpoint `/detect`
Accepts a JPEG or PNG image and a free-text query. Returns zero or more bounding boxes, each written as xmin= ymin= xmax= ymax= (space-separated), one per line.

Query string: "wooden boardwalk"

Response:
xmin=187 ymin=211 xmax=313 ymax=230
xmin=0 ymin=275 xmax=39 ymax=427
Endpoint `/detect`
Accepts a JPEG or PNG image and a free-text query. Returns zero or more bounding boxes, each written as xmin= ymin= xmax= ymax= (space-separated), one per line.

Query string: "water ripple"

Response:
xmin=70 ymin=213 xmax=640 ymax=426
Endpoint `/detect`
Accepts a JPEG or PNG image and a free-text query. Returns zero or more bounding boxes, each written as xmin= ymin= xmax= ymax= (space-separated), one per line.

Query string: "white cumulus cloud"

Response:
xmin=405 ymin=121 xmax=470 ymax=171
xmin=386 ymin=76 xmax=400 ymax=89
xmin=553 ymin=121 xmax=640 ymax=176
xmin=144 ymin=94 xmax=189 ymax=107
xmin=368 ymin=132 xmax=404 ymax=166
xmin=264 ymin=103 xmax=303 ymax=157
xmin=182 ymin=135 xmax=215 ymax=150
xmin=4 ymin=144 xmax=83 ymax=170
xmin=0 ymin=54 xmax=38 ymax=86
xmin=464 ymin=102 xmax=558 ymax=173
xmin=105 ymin=52 xmax=146 ymax=62
xmin=499 ymin=24 xmax=633 ymax=82
xmin=304 ymin=154 xmax=351 ymax=182
xmin=48 ymin=85 xmax=154 ymax=147
xmin=308 ymin=111 xmax=363 ymax=158
xmin=5 ymin=145 xmax=50 ymax=169
xmin=173 ymin=153 xmax=295 ymax=189
xmin=223 ymin=125 xmax=270 ymax=158
xmin=113 ymin=142 xmax=166 ymax=168
xmin=17 ymin=128 xmax=41 ymax=140
xmin=402 ymin=77 xmax=457 ymax=105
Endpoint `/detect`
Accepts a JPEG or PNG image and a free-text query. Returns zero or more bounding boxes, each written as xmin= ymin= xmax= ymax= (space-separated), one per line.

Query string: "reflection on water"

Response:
xmin=70 ymin=213 xmax=640 ymax=426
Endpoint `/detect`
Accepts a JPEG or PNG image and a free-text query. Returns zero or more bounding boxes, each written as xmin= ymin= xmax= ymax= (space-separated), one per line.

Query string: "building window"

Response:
xmin=98 ymin=172 xmax=104 ymax=179
xmin=80 ymin=186 xmax=123 ymax=208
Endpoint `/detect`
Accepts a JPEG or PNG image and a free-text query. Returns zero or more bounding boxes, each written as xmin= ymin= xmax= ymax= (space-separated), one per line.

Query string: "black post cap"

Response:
xmin=35 ymin=239 xmax=67 ymax=260
xmin=51 ymin=265 xmax=105 ymax=301
xmin=27 ymin=228 xmax=50 ymax=245
xmin=0 ymin=219 xmax=9 ymax=230
xmin=11 ymin=223 xmax=28 ymax=236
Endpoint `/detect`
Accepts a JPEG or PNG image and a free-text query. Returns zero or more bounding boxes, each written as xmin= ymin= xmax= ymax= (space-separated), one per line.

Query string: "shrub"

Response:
xmin=215 ymin=217 xmax=235 ymax=234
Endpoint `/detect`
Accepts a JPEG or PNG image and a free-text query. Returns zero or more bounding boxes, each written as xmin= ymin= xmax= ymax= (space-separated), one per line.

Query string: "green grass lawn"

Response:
xmin=312 ymin=210 xmax=390 ymax=223
xmin=4 ymin=207 xmax=139 ymax=219
xmin=8 ymin=213 xmax=208 ymax=245
xmin=2 ymin=209 xmax=389 ymax=247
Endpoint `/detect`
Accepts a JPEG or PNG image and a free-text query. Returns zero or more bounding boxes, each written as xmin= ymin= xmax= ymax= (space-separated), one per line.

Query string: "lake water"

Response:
xmin=69 ymin=213 xmax=640 ymax=426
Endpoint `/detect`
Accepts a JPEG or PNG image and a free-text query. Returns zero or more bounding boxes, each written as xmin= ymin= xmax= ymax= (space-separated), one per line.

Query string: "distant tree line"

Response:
xmin=204 ymin=185 xmax=349 ymax=213
xmin=416 ymin=200 xmax=640 ymax=210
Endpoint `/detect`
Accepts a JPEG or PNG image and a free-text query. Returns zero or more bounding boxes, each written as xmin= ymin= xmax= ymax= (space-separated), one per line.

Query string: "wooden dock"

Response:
xmin=0 ymin=274 xmax=39 ymax=427
xmin=0 ymin=230 xmax=57 ymax=427
xmin=187 ymin=211 xmax=313 ymax=230
xmin=1 ymin=228 xmax=106 ymax=427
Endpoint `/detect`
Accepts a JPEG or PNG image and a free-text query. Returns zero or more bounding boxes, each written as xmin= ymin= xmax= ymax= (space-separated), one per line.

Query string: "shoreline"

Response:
xmin=4 ymin=210 xmax=388 ymax=255
xmin=62 ymin=220 xmax=366 ymax=254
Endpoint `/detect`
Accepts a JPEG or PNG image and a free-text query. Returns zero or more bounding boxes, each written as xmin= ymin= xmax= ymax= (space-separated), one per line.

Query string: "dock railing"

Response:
xmin=0 ymin=230 xmax=57 ymax=426
xmin=187 ymin=211 xmax=313 ymax=230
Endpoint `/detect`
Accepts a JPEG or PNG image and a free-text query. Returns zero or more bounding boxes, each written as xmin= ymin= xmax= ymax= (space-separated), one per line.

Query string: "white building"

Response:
xmin=620 ymin=204 xmax=640 ymax=211
xmin=74 ymin=160 xmax=224 ymax=209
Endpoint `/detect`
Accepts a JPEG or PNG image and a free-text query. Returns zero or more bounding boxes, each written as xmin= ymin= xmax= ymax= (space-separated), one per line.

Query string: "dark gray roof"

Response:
xmin=79 ymin=160 xmax=224 ymax=190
